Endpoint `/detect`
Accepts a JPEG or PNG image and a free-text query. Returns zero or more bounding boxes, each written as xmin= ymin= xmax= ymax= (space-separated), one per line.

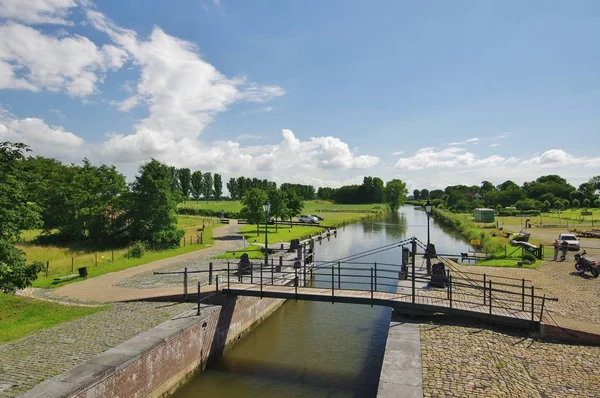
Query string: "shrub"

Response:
xmin=522 ymin=252 xmax=536 ymax=264
xmin=129 ymin=241 xmax=146 ymax=258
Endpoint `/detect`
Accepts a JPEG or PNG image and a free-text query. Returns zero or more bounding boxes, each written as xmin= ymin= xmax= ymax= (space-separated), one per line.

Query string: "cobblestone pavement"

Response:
xmin=420 ymin=321 xmax=600 ymax=398
xmin=0 ymin=301 xmax=195 ymax=397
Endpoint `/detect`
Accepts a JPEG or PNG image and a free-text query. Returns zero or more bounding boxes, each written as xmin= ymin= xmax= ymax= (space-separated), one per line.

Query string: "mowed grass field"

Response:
xmin=17 ymin=216 xmax=220 ymax=288
xmin=0 ymin=294 xmax=106 ymax=343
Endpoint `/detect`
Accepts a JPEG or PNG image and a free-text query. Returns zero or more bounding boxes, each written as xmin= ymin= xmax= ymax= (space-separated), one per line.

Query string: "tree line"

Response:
xmin=412 ymin=175 xmax=600 ymax=213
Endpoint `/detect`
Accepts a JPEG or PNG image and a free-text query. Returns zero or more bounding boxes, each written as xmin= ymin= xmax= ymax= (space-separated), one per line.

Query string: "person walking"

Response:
xmin=560 ymin=240 xmax=569 ymax=261
xmin=552 ymin=238 xmax=560 ymax=261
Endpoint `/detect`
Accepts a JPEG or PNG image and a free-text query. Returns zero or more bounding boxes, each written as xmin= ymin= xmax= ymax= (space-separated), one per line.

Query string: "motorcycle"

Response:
xmin=574 ymin=251 xmax=600 ymax=278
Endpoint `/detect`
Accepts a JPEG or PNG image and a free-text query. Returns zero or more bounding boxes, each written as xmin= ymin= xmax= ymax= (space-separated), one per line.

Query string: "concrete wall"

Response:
xmin=21 ymin=294 xmax=285 ymax=398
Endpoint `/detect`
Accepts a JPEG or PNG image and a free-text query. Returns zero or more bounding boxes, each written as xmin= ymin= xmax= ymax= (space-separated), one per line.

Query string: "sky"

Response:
xmin=1 ymin=0 xmax=600 ymax=193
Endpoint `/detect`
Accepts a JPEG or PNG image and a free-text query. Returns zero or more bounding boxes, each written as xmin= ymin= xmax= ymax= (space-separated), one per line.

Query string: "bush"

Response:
xmin=178 ymin=207 xmax=242 ymax=219
xmin=129 ymin=241 xmax=146 ymax=258
xmin=522 ymin=252 xmax=536 ymax=264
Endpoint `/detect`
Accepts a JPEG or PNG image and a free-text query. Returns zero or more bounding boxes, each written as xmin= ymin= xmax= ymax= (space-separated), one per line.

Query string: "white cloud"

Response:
xmin=0 ymin=22 xmax=127 ymax=96
xmin=521 ymin=149 xmax=600 ymax=168
xmin=391 ymin=151 xmax=404 ymax=156
xmin=448 ymin=137 xmax=480 ymax=146
xmin=0 ymin=0 xmax=77 ymax=25
xmin=0 ymin=107 xmax=84 ymax=158
xmin=236 ymin=134 xmax=263 ymax=140
xmin=395 ymin=147 xmax=518 ymax=170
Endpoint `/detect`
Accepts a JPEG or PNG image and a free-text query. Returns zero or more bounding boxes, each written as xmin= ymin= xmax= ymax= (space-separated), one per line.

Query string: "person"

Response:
xmin=552 ymin=238 xmax=560 ymax=261
xmin=560 ymin=240 xmax=569 ymax=261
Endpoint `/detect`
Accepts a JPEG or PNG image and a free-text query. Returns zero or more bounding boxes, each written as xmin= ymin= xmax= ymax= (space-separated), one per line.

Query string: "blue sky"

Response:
xmin=1 ymin=0 xmax=599 ymax=192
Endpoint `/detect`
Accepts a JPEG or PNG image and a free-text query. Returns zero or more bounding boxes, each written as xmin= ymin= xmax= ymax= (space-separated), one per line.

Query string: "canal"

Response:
xmin=173 ymin=205 xmax=470 ymax=398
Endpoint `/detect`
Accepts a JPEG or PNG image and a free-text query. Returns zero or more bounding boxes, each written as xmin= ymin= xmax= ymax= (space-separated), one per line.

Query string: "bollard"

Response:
xmin=209 ymin=263 xmax=213 ymax=285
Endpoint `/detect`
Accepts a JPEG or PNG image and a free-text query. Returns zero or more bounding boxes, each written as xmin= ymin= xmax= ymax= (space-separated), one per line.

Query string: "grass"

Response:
xmin=179 ymin=199 xmax=386 ymax=214
xmin=470 ymin=258 xmax=538 ymax=269
xmin=19 ymin=217 xmax=220 ymax=288
xmin=0 ymin=294 xmax=106 ymax=343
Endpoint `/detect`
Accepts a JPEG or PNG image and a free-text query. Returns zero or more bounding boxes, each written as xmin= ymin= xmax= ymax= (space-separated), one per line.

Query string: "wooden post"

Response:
xmin=184 ymin=267 xmax=188 ymax=302
xmin=539 ymin=294 xmax=546 ymax=325
xmin=370 ymin=268 xmax=374 ymax=307
xmin=530 ymin=286 xmax=535 ymax=325
xmin=483 ymin=274 xmax=487 ymax=305
xmin=374 ymin=262 xmax=378 ymax=291
xmin=209 ymin=263 xmax=213 ymax=285
xmin=183 ymin=237 xmax=186 ymax=247
xmin=196 ymin=281 xmax=201 ymax=316
xmin=521 ymin=279 xmax=525 ymax=311
xmin=45 ymin=261 xmax=49 ymax=277
xmin=488 ymin=280 xmax=493 ymax=316
xmin=449 ymin=274 xmax=453 ymax=309
xmin=331 ymin=266 xmax=335 ymax=304
xmin=200 ymin=232 xmax=204 ymax=244
xmin=112 ymin=250 xmax=114 ymax=262
xmin=411 ymin=238 xmax=416 ymax=304
xmin=71 ymin=257 xmax=74 ymax=273
xmin=294 ymin=268 xmax=298 ymax=300
xmin=95 ymin=253 xmax=98 ymax=266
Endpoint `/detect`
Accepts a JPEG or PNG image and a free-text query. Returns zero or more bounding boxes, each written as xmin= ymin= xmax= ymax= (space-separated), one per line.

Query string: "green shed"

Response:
xmin=474 ymin=208 xmax=495 ymax=222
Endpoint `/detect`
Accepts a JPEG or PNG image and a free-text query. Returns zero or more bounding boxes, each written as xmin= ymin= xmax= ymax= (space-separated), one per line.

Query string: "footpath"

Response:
xmin=23 ymin=221 xmax=244 ymax=304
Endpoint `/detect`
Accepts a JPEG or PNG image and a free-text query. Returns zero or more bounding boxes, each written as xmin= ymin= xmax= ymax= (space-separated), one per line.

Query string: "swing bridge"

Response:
xmin=154 ymin=237 xmax=557 ymax=330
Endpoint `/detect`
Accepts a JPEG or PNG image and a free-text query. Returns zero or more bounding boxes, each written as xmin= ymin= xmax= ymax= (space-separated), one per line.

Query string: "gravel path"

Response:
xmin=420 ymin=320 xmax=600 ymax=398
xmin=0 ymin=301 xmax=196 ymax=398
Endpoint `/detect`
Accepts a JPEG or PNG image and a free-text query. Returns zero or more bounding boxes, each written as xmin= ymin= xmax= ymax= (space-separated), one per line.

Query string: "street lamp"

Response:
xmin=424 ymin=200 xmax=433 ymax=275
xmin=262 ymin=200 xmax=271 ymax=268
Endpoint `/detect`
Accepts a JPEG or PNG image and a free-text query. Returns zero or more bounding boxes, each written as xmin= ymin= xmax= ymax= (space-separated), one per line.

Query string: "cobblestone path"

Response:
xmin=0 ymin=301 xmax=195 ymax=397
xmin=420 ymin=321 xmax=600 ymax=397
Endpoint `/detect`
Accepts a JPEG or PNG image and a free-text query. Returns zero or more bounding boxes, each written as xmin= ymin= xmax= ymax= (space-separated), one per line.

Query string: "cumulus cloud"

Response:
xmin=395 ymin=147 xmax=518 ymax=170
xmin=448 ymin=137 xmax=480 ymax=146
xmin=0 ymin=0 xmax=77 ymax=25
xmin=0 ymin=107 xmax=85 ymax=158
xmin=521 ymin=149 xmax=600 ymax=168
xmin=0 ymin=23 xmax=128 ymax=96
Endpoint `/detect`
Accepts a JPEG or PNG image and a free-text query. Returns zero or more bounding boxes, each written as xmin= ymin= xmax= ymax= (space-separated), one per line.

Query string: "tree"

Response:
xmin=191 ymin=171 xmax=202 ymax=202
xmin=413 ymin=189 xmax=420 ymax=200
xmin=267 ymin=189 xmax=286 ymax=231
xmin=227 ymin=177 xmax=238 ymax=200
xmin=384 ymin=179 xmax=408 ymax=211
xmin=128 ymin=159 xmax=184 ymax=249
xmin=213 ymin=173 xmax=223 ymax=201
xmin=420 ymin=189 xmax=429 ymax=200
xmin=284 ymin=190 xmax=304 ymax=227
xmin=178 ymin=168 xmax=191 ymax=199
xmin=202 ymin=172 xmax=213 ymax=203
xmin=240 ymin=188 xmax=268 ymax=236
xmin=0 ymin=142 xmax=44 ymax=293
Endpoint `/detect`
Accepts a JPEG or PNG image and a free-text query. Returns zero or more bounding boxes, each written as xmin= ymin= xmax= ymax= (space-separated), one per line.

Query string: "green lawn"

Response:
xmin=0 ymin=294 xmax=106 ymax=343
xmin=466 ymin=258 xmax=539 ymax=269
xmin=22 ymin=217 xmax=220 ymax=288
xmin=180 ymin=199 xmax=386 ymax=214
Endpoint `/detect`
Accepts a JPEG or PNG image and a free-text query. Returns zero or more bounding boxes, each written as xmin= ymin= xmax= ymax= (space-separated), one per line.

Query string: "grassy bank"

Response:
xmin=432 ymin=208 xmax=540 ymax=268
xmin=0 ymin=294 xmax=106 ymax=343
xmin=19 ymin=217 xmax=220 ymax=288
xmin=214 ymin=206 xmax=383 ymax=260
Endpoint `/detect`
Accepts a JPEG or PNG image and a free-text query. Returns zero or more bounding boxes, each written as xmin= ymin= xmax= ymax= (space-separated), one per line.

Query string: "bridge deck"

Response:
xmin=223 ymin=283 xmax=539 ymax=329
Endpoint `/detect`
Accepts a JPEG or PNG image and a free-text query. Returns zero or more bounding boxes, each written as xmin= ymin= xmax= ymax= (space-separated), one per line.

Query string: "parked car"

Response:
xmin=298 ymin=215 xmax=318 ymax=223
xmin=558 ymin=233 xmax=580 ymax=251
xmin=310 ymin=214 xmax=324 ymax=221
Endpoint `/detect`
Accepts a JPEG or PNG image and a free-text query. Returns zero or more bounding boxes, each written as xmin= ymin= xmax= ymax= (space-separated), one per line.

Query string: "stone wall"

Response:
xmin=21 ymin=295 xmax=285 ymax=398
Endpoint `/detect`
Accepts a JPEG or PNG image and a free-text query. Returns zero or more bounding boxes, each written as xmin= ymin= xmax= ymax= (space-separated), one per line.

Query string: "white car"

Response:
xmin=558 ymin=233 xmax=580 ymax=251
xmin=298 ymin=215 xmax=318 ymax=223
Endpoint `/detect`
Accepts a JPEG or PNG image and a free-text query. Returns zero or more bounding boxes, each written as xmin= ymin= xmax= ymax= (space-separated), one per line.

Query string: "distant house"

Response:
xmin=467 ymin=192 xmax=483 ymax=200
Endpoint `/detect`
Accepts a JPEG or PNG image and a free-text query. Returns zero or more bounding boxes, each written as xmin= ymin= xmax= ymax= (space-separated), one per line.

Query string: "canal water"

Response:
xmin=173 ymin=206 xmax=470 ymax=398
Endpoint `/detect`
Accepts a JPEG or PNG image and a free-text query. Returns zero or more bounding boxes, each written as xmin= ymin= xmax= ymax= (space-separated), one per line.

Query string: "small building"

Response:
xmin=474 ymin=208 xmax=495 ymax=222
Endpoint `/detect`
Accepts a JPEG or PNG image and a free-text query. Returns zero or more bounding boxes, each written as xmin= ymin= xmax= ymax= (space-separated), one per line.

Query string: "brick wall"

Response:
xmin=21 ymin=295 xmax=285 ymax=398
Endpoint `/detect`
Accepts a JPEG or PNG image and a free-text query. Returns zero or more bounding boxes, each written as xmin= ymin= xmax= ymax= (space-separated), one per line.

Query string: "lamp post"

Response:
xmin=263 ymin=200 xmax=271 ymax=268
xmin=424 ymin=200 xmax=433 ymax=275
